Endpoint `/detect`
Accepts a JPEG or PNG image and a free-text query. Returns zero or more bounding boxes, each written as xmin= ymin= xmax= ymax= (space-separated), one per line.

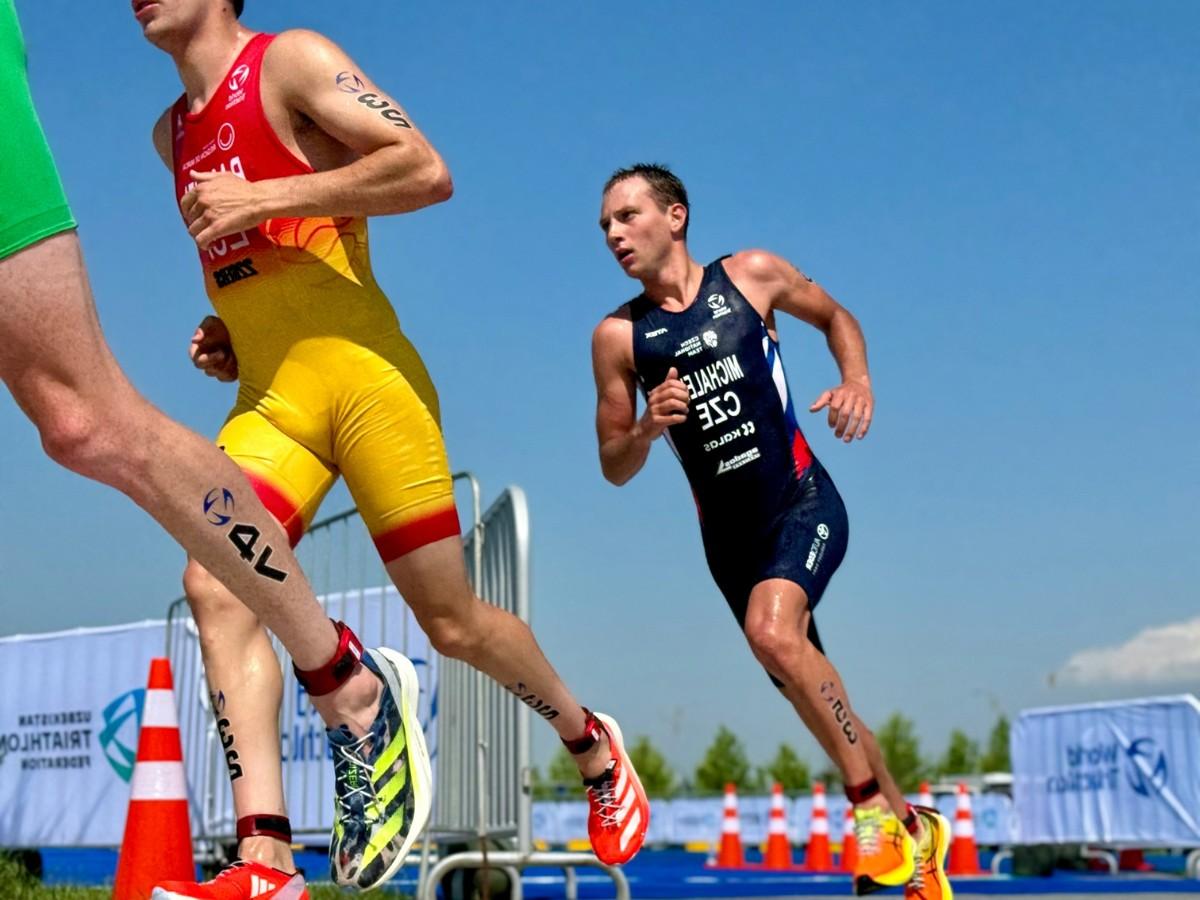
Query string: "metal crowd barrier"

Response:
xmin=165 ymin=473 xmax=627 ymax=899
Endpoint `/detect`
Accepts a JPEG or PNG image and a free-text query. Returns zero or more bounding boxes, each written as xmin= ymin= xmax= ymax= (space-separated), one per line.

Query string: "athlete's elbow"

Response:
xmin=429 ymin=164 xmax=454 ymax=203
xmin=600 ymin=455 xmax=633 ymax=486
xmin=418 ymin=158 xmax=453 ymax=205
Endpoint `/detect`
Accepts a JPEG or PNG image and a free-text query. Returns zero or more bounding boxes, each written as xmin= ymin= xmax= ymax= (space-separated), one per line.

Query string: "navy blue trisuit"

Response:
xmin=630 ymin=256 xmax=850 ymax=672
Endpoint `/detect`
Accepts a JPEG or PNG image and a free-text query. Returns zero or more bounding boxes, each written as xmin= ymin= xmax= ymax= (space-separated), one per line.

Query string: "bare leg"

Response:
xmin=743 ymin=578 xmax=910 ymax=819
xmin=0 ymin=233 xmax=375 ymax=727
xmin=384 ymin=535 xmax=612 ymax=777
xmin=184 ymin=560 xmax=295 ymax=873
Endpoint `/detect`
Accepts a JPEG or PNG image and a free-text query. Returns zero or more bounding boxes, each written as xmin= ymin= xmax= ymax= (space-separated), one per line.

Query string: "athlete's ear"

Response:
xmin=668 ymin=203 xmax=688 ymax=237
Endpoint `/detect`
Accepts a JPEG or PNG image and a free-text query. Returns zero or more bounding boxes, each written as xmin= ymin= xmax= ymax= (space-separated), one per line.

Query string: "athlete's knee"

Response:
xmin=744 ymin=613 xmax=812 ymax=674
xmin=34 ymin=397 xmax=114 ymax=475
xmin=419 ymin=601 xmax=490 ymax=663
xmin=184 ymin=561 xmax=258 ymax=634
xmin=22 ymin=378 xmax=144 ymax=485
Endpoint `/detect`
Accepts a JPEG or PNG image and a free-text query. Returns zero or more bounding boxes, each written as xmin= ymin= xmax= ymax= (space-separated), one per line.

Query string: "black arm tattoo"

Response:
xmin=335 ymin=71 xmax=412 ymax=128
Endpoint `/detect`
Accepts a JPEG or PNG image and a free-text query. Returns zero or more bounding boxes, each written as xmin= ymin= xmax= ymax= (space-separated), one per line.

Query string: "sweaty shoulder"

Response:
xmin=723 ymin=248 xmax=793 ymax=289
xmin=262 ymin=29 xmax=346 ymax=91
xmin=722 ymin=248 xmax=804 ymax=314
xmin=592 ymin=304 xmax=635 ymax=365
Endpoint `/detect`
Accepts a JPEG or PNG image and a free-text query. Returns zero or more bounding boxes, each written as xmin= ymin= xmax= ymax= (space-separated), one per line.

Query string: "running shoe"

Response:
xmin=906 ymin=806 xmax=953 ymax=900
xmin=853 ymin=805 xmax=916 ymax=895
xmin=151 ymin=859 xmax=307 ymax=899
xmin=327 ymin=647 xmax=432 ymax=890
xmin=583 ymin=712 xmax=649 ymax=865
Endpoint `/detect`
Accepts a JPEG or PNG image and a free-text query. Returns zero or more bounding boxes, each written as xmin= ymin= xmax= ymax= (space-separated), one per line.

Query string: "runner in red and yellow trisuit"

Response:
xmin=167 ymin=30 xmax=457 ymax=558
xmin=141 ymin=3 xmax=646 ymax=897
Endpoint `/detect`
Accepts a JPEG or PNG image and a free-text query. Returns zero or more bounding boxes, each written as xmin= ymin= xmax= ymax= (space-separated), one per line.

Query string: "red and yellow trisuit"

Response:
xmin=169 ymin=32 xmax=459 ymax=561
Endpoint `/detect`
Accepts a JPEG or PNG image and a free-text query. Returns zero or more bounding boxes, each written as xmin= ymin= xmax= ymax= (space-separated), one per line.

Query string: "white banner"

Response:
xmin=0 ymin=621 xmax=167 ymax=847
xmin=1013 ymin=695 xmax=1200 ymax=846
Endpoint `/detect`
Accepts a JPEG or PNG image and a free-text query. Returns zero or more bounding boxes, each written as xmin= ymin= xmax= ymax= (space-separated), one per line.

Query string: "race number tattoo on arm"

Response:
xmin=335 ymin=71 xmax=412 ymax=128
xmin=505 ymin=682 xmax=560 ymax=721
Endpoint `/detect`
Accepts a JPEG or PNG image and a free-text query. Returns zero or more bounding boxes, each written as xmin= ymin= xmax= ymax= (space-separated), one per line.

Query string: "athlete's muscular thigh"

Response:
xmin=384 ymin=535 xmax=481 ymax=658
xmin=0 ymin=233 xmax=133 ymax=413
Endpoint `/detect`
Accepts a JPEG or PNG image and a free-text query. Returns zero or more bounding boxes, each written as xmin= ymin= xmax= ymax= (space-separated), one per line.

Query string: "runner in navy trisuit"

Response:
xmin=590 ymin=164 xmax=953 ymax=899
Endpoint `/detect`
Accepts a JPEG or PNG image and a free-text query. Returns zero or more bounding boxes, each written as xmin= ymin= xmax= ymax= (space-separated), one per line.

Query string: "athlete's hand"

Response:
xmin=181 ymin=169 xmax=269 ymax=251
xmin=640 ymin=367 xmax=689 ymax=439
xmin=189 ymin=315 xmax=239 ymax=383
xmin=810 ymin=380 xmax=872 ymax=442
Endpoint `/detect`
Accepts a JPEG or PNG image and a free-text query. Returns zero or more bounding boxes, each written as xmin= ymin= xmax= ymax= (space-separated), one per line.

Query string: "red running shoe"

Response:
xmin=151 ymin=860 xmax=308 ymax=900
xmin=584 ymin=712 xmax=649 ymax=865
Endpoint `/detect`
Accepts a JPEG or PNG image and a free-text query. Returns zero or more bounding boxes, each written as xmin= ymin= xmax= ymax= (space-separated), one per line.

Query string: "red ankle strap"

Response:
xmin=845 ymin=777 xmax=881 ymax=805
xmin=293 ymin=620 xmax=363 ymax=697
xmin=237 ymin=814 xmax=292 ymax=844
xmin=561 ymin=709 xmax=602 ymax=755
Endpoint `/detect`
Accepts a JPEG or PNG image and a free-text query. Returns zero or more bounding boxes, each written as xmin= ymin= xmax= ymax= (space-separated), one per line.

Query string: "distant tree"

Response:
xmin=937 ymin=729 xmax=980 ymax=777
xmin=813 ymin=759 xmax=843 ymax=792
xmin=545 ymin=746 xmax=586 ymax=799
xmin=980 ymin=715 xmax=1011 ymax=772
xmin=694 ymin=725 xmax=753 ymax=794
xmin=760 ymin=743 xmax=811 ymax=792
xmin=628 ymin=736 xmax=677 ymax=798
xmin=875 ymin=713 xmax=927 ymax=792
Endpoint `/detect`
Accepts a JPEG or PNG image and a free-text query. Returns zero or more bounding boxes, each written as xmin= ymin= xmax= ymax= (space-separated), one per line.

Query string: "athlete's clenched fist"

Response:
xmin=180 ymin=168 xmax=269 ymax=252
xmin=189 ymin=315 xmax=239 ymax=383
xmin=641 ymin=366 xmax=689 ymax=438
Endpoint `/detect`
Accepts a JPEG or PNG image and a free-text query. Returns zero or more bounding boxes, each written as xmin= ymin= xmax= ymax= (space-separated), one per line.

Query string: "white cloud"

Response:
xmin=1056 ymin=617 xmax=1200 ymax=685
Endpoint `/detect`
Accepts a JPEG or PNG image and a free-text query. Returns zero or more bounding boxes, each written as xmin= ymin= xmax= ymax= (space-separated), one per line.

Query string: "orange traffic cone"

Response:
xmin=763 ymin=782 xmax=793 ymax=869
xmin=113 ymin=658 xmax=194 ymax=900
xmin=918 ymin=781 xmax=934 ymax=808
xmin=802 ymin=782 xmax=833 ymax=872
xmin=715 ymin=783 xmax=745 ymax=868
xmin=839 ymin=805 xmax=857 ymax=872
xmin=948 ymin=782 xmax=981 ymax=875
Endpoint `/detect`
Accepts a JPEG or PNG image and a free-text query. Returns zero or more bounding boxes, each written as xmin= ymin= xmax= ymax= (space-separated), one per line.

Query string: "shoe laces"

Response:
xmin=908 ymin=817 xmax=931 ymax=888
xmin=853 ymin=806 xmax=883 ymax=855
xmin=332 ymin=728 xmax=382 ymax=825
xmin=585 ymin=760 xmax=621 ymax=828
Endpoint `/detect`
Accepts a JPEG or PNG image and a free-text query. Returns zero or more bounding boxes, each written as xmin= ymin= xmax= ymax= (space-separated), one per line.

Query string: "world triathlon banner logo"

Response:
xmin=1124 ymin=737 xmax=1168 ymax=797
xmin=99 ymin=689 xmax=145 ymax=783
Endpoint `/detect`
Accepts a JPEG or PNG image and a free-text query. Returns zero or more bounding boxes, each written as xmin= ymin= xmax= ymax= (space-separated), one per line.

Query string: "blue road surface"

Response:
xmin=38 ymin=848 xmax=1200 ymax=896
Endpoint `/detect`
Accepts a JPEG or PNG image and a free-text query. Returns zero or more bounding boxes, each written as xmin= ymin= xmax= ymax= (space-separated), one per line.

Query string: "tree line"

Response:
xmin=532 ymin=713 xmax=1011 ymax=800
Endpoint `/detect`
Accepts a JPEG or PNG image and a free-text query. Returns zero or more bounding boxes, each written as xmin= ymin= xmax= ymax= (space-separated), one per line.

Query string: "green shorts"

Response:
xmin=0 ymin=0 xmax=75 ymax=261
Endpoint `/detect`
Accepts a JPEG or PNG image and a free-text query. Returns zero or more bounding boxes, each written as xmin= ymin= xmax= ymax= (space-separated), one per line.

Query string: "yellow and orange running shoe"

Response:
xmin=583 ymin=712 xmax=649 ymax=865
xmin=852 ymin=805 xmax=915 ymax=895
xmin=906 ymin=806 xmax=954 ymax=900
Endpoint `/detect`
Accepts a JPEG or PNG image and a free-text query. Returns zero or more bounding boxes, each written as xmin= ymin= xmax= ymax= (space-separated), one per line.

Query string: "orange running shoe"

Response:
xmin=852 ymin=805 xmax=915 ymax=895
xmin=906 ymin=806 xmax=954 ymax=900
xmin=152 ymin=860 xmax=308 ymax=900
xmin=583 ymin=712 xmax=649 ymax=865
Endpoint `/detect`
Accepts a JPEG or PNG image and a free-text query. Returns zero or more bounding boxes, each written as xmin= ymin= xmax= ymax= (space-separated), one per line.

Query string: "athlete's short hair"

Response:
xmin=231 ymin=0 xmax=244 ymax=17
xmin=603 ymin=163 xmax=690 ymax=236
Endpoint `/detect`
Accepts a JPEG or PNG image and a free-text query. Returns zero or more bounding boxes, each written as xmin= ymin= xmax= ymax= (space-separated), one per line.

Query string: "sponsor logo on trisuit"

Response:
xmin=716 ymin=447 xmax=760 ymax=475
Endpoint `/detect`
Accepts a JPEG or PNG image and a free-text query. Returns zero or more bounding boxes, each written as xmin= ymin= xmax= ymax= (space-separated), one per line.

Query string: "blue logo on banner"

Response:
xmin=1125 ymin=737 xmax=1168 ymax=797
xmin=99 ymin=689 xmax=145 ymax=783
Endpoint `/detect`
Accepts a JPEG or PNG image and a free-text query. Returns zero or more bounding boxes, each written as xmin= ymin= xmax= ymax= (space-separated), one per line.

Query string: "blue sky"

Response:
xmin=2 ymin=1 xmax=1196 ymax=775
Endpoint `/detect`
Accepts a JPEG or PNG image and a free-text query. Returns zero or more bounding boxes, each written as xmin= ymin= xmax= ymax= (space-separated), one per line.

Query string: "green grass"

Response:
xmin=0 ymin=855 xmax=395 ymax=898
